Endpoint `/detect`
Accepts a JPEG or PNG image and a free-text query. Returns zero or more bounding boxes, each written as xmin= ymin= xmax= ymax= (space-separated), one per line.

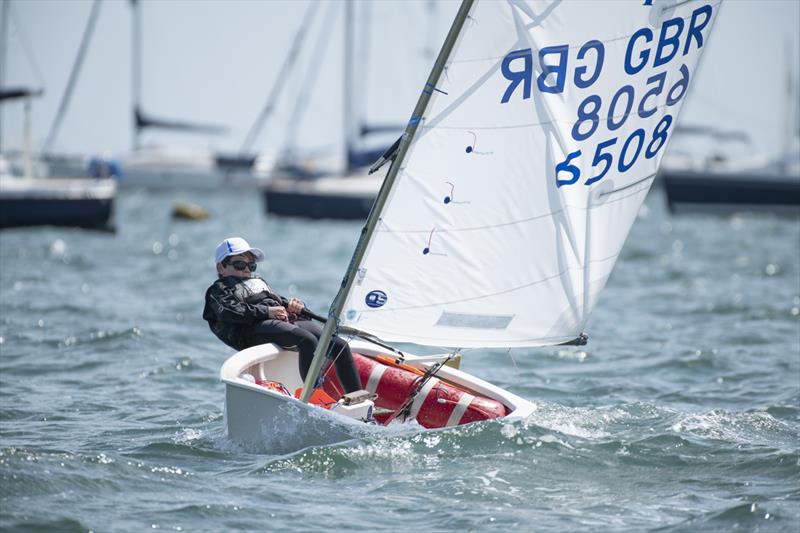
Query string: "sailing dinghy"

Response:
xmin=222 ymin=0 xmax=721 ymax=451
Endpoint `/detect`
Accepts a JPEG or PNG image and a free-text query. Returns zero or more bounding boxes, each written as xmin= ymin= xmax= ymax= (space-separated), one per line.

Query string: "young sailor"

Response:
xmin=203 ymin=237 xmax=361 ymax=394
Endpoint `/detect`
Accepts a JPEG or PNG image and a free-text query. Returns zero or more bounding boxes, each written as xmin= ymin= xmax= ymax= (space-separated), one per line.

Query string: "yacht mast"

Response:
xmin=131 ymin=0 xmax=141 ymax=150
xmin=0 ymin=0 xmax=10 ymax=152
xmin=343 ymin=0 xmax=354 ymax=171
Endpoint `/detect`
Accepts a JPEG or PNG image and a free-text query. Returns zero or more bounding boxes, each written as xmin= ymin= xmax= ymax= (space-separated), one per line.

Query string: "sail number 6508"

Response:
xmin=556 ymin=114 xmax=673 ymax=188
xmin=571 ymin=65 xmax=689 ymax=142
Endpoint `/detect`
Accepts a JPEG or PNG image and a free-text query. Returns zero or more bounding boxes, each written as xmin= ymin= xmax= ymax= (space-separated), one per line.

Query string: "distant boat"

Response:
xmin=661 ymin=129 xmax=800 ymax=215
xmin=0 ymin=173 xmax=115 ymax=231
xmin=118 ymin=0 xmax=272 ymax=189
xmin=662 ymin=40 xmax=800 ymax=216
xmin=0 ymin=89 xmax=116 ymax=231
xmin=662 ymin=165 xmax=800 ymax=216
xmin=264 ymin=168 xmax=382 ymax=220
xmin=4 ymin=0 xmax=125 ymax=184
xmin=263 ymin=1 xmax=427 ymax=220
xmin=118 ymin=145 xmax=272 ymax=190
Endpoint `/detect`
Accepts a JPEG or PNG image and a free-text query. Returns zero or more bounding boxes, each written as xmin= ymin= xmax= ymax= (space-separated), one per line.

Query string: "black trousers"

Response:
xmin=244 ymin=319 xmax=361 ymax=393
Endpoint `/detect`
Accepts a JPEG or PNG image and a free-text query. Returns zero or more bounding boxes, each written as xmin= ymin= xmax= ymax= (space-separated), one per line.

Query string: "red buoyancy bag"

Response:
xmin=322 ymin=352 xmax=508 ymax=429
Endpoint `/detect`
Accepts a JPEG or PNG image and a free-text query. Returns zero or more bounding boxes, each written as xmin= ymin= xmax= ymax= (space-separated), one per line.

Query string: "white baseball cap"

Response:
xmin=214 ymin=237 xmax=265 ymax=264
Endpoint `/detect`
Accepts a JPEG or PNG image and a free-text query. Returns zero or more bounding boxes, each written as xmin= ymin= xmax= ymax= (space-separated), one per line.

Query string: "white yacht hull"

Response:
xmin=119 ymin=166 xmax=267 ymax=190
xmin=263 ymin=171 xmax=382 ymax=219
xmin=0 ymin=176 xmax=116 ymax=230
xmin=118 ymin=148 xmax=272 ymax=189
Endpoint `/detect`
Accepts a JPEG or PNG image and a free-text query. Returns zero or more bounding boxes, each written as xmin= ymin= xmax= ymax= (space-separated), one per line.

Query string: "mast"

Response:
xmin=128 ymin=0 xmax=224 ymax=146
xmin=282 ymin=1 xmax=337 ymax=159
xmin=22 ymin=94 xmax=31 ymax=177
xmin=131 ymin=0 xmax=141 ymax=150
xmin=0 ymin=0 xmax=10 ymax=152
xmin=343 ymin=0 xmax=354 ymax=171
xmin=300 ymin=0 xmax=476 ymax=403
xmin=781 ymin=38 xmax=796 ymax=172
xmin=356 ymin=1 xmax=370 ymax=139
xmin=239 ymin=1 xmax=318 ymax=156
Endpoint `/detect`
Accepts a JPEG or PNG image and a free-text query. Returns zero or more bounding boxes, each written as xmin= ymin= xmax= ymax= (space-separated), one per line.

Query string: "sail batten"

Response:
xmin=416 ymin=98 xmax=711 ymax=131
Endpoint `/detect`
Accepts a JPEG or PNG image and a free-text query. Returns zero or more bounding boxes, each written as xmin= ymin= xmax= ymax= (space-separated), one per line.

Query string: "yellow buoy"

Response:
xmin=172 ymin=202 xmax=209 ymax=221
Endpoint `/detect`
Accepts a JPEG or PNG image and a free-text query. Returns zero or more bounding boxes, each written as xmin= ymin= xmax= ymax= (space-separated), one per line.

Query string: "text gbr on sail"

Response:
xmin=499 ymin=4 xmax=713 ymax=101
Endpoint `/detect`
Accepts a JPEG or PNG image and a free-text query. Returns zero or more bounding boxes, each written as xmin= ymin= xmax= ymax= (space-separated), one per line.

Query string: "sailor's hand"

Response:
xmin=286 ymin=298 xmax=305 ymax=314
xmin=268 ymin=306 xmax=289 ymax=321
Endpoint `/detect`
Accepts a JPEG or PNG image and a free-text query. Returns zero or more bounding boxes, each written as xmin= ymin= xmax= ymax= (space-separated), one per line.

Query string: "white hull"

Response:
xmin=263 ymin=170 xmax=382 ymax=219
xmin=118 ymin=148 xmax=272 ymax=190
xmin=118 ymin=165 xmax=269 ymax=190
xmin=266 ymin=170 xmax=382 ymax=198
xmin=0 ymin=175 xmax=116 ymax=230
xmin=220 ymin=339 xmax=535 ymax=453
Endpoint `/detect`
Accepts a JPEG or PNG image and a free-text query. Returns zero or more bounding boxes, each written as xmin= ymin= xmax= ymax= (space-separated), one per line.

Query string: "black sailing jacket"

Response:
xmin=202 ymin=275 xmax=285 ymax=350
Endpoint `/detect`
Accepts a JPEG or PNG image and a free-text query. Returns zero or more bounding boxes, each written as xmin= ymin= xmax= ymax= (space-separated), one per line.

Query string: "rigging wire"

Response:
xmin=506 ymin=348 xmax=519 ymax=371
xmin=281 ymin=0 xmax=337 ymax=161
xmin=43 ymin=0 xmax=102 ymax=155
xmin=239 ymin=0 xmax=319 ymax=155
xmin=8 ymin=1 xmax=46 ymax=89
xmin=389 ymin=349 xmax=459 ymax=424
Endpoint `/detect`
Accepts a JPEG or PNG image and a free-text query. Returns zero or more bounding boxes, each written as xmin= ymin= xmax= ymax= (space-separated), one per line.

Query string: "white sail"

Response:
xmin=339 ymin=0 xmax=721 ymax=348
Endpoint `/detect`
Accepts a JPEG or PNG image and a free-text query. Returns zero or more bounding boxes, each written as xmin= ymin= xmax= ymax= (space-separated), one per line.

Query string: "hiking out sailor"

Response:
xmin=203 ymin=237 xmax=361 ymax=394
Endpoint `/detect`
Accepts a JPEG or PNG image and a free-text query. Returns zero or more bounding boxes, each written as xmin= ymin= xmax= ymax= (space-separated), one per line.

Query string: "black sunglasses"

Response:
xmin=225 ymin=259 xmax=257 ymax=272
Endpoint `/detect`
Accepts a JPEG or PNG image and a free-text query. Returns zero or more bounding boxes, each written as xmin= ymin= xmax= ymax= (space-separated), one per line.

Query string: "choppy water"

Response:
xmin=1 ymin=188 xmax=798 ymax=532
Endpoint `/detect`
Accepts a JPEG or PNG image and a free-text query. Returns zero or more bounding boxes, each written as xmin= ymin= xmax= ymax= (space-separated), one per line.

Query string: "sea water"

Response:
xmin=1 ymin=188 xmax=798 ymax=532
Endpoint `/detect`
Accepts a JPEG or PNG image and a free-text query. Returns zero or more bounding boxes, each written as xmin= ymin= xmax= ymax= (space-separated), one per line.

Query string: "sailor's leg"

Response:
xmin=294 ymin=320 xmax=361 ymax=393
xmin=245 ymin=320 xmax=318 ymax=380
xmin=331 ymin=339 xmax=361 ymax=393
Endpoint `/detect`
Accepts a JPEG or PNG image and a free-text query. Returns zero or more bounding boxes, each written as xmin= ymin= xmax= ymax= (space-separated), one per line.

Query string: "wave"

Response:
xmin=0 ymin=517 xmax=90 ymax=533
xmin=654 ymin=501 xmax=794 ymax=532
xmin=226 ymin=397 xmax=800 ymax=475
xmin=670 ymin=408 xmax=796 ymax=448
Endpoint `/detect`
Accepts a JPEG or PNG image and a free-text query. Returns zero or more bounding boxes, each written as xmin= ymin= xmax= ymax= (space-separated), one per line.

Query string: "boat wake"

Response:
xmin=210 ymin=395 xmax=800 ymax=472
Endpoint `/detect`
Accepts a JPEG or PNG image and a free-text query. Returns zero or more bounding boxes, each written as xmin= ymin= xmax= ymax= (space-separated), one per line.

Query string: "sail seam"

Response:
xmin=419 ymin=102 xmax=691 ymax=132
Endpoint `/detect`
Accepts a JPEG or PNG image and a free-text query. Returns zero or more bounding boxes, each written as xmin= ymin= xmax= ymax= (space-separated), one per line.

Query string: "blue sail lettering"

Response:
xmin=684 ymin=4 xmax=713 ymax=55
xmin=537 ymin=45 xmax=569 ymax=94
xmin=625 ymin=4 xmax=714 ymax=74
xmin=500 ymin=49 xmax=533 ymax=103
xmin=654 ymin=15 xmax=684 ymax=67
xmin=574 ymin=40 xmax=605 ymax=89
xmin=624 ymin=28 xmax=653 ymax=75
xmin=501 ymin=42 xmax=602 ymax=102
